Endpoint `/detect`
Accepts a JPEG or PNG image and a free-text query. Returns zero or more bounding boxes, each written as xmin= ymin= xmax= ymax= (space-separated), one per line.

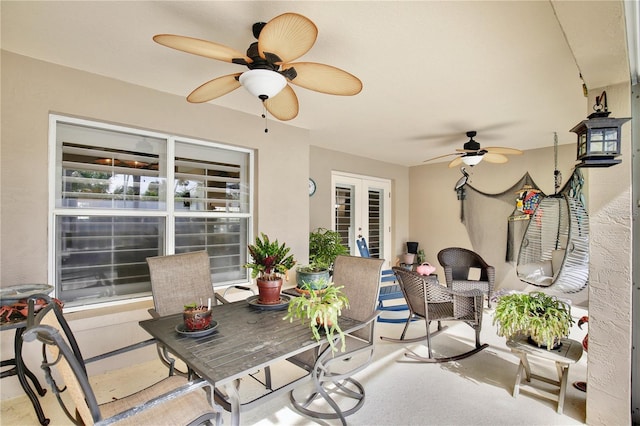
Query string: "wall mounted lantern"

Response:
xmin=570 ymin=91 xmax=631 ymax=167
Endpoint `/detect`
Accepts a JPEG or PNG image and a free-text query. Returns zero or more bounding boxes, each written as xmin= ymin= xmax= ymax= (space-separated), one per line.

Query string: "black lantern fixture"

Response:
xmin=570 ymin=91 xmax=631 ymax=167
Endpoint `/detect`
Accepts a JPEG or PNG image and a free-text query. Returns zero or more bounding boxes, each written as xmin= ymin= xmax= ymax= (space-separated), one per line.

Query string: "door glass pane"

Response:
xmin=367 ymin=188 xmax=383 ymax=258
xmin=334 ymin=184 xmax=354 ymax=252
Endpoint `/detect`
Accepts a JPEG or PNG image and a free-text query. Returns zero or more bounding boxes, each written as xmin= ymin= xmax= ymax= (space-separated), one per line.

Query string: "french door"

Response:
xmin=331 ymin=172 xmax=392 ymax=268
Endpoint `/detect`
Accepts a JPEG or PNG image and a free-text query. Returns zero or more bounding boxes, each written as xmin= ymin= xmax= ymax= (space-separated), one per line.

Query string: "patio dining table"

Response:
xmin=139 ymin=297 xmax=363 ymax=425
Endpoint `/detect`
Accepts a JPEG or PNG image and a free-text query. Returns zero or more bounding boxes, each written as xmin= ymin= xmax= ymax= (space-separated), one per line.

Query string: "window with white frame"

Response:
xmin=50 ymin=115 xmax=253 ymax=308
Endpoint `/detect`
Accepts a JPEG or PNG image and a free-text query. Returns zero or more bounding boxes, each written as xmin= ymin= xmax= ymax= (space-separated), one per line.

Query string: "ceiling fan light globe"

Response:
xmin=239 ymin=69 xmax=287 ymax=100
xmin=461 ymin=155 xmax=483 ymax=166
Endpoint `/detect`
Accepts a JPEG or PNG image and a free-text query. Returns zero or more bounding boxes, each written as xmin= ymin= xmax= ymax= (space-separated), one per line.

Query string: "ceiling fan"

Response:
xmin=153 ymin=12 xmax=362 ymax=121
xmin=423 ymin=131 xmax=523 ymax=168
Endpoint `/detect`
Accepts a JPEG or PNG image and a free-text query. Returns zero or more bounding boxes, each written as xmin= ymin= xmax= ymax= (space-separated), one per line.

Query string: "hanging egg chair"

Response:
xmin=516 ymin=193 xmax=589 ymax=293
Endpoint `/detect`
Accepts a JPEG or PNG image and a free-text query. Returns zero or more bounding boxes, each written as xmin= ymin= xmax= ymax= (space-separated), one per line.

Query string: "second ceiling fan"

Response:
xmin=153 ymin=12 xmax=362 ymax=121
xmin=423 ymin=131 xmax=523 ymax=168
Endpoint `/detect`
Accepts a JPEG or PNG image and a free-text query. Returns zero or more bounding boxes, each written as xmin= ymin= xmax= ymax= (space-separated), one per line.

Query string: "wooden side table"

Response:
xmin=506 ymin=336 xmax=583 ymax=414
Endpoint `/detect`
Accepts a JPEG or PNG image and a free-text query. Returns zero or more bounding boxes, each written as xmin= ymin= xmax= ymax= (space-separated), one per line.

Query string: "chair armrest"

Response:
xmin=96 ymin=378 xmax=219 ymax=426
xmin=148 ymin=308 xmax=160 ymax=319
xmin=338 ymin=310 xmax=381 ymax=336
xmin=84 ymin=338 xmax=157 ymax=365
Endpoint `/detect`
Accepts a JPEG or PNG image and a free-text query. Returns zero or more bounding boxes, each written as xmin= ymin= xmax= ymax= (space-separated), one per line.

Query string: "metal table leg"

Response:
xmin=1 ymin=326 xmax=49 ymax=425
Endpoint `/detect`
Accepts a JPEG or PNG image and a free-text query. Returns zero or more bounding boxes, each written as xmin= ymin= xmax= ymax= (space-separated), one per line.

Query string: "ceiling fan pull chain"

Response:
xmin=262 ymin=105 xmax=269 ymax=133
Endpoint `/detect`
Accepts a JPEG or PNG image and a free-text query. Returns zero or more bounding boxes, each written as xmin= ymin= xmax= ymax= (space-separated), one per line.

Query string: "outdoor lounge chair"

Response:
xmin=23 ymin=295 xmax=221 ymax=426
xmin=288 ymin=255 xmax=383 ymax=425
xmin=437 ymin=247 xmax=495 ymax=308
xmin=383 ymin=267 xmax=488 ymax=363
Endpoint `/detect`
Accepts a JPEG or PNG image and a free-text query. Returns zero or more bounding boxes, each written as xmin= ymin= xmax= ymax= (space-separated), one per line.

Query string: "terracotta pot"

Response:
xmin=256 ymin=277 xmax=283 ymax=304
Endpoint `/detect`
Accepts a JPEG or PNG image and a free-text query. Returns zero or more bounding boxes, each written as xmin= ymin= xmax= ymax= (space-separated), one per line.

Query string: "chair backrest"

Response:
xmin=332 ymin=255 xmax=383 ymax=341
xmin=147 ymin=251 xmax=215 ymax=316
xmin=437 ymin=247 xmax=489 ymax=281
xmin=26 ymin=298 xmax=101 ymax=425
xmin=356 ymin=237 xmax=371 ymax=258
xmin=392 ymin=267 xmax=452 ymax=320
xmin=356 ymin=236 xmax=395 ymax=283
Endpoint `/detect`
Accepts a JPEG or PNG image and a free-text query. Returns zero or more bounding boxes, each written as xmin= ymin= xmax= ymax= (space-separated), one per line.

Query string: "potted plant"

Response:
xmin=244 ymin=233 xmax=296 ymax=305
xmin=183 ymin=302 xmax=212 ymax=331
xmin=493 ymin=291 xmax=574 ymax=350
xmin=296 ymin=228 xmax=348 ymax=290
xmin=283 ymin=279 xmax=350 ymax=353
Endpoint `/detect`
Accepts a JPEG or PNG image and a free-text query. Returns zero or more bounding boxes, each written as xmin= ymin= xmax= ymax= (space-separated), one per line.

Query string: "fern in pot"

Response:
xmin=283 ymin=278 xmax=350 ymax=353
xmin=493 ymin=291 xmax=574 ymax=350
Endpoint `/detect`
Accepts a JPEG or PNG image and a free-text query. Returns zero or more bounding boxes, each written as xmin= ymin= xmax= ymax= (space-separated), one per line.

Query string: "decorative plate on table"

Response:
xmin=0 ymin=284 xmax=54 ymax=304
xmin=175 ymin=320 xmax=218 ymax=337
xmin=246 ymin=294 xmax=291 ymax=311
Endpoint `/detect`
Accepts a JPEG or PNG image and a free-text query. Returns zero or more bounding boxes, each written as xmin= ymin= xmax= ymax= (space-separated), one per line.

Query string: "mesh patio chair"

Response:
xmin=146 ymin=251 xmax=270 ymax=405
xmin=146 ymin=251 xmax=254 ymax=376
xmin=382 ymin=267 xmax=488 ymax=363
xmin=288 ymin=255 xmax=383 ymax=425
xmin=23 ymin=295 xmax=221 ymax=426
xmin=437 ymin=247 xmax=495 ymax=308
xmin=356 ymin=236 xmax=409 ymax=323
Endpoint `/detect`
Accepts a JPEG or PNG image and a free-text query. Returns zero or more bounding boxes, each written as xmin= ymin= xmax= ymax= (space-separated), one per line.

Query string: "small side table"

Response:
xmin=506 ymin=336 xmax=583 ymax=414
xmin=1 ymin=319 xmax=49 ymax=425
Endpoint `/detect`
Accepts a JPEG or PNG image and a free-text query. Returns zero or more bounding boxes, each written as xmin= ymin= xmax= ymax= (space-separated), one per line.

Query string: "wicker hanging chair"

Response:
xmin=516 ymin=173 xmax=589 ymax=293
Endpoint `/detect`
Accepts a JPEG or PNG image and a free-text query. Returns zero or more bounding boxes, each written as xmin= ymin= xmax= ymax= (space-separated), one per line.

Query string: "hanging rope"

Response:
xmin=553 ymin=132 xmax=562 ymax=194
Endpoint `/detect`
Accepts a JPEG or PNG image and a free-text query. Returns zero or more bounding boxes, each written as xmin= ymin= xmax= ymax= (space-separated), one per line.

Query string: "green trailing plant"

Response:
xmin=493 ymin=291 xmax=574 ymax=350
xmin=244 ymin=233 xmax=296 ymax=280
xmin=283 ymin=279 xmax=350 ymax=353
xmin=307 ymin=228 xmax=349 ymax=271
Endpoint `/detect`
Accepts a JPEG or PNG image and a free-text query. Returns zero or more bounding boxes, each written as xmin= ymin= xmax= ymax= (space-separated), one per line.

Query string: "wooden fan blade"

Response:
xmin=483 ymin=152 xmax=509 ymax=163
xmin=264 ymin=85 xmax=299 ymax=121
xmin=258 ymin=13 xmax=317 ymax=64
xmin=448 ymin=156 xmax=464 ymax=168
xmin=423 ymin=152 xmax=460 ymax=163
xmin=153 ymin=34 xmax=251 ymax=63
xmin=456 ymin=148 xmax=479 ymax=153
xmin=284 ymin=62 xmax=363 ymax=95
xmin=187 ymin=73 xmax=242 ymax=103
xmin=484 ymin=146 xmax=523 ymax=155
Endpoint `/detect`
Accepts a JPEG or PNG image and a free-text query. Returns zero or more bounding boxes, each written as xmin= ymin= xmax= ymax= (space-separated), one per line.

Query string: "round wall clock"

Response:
xmin=308 ymin=178 xmax=316 ymax=196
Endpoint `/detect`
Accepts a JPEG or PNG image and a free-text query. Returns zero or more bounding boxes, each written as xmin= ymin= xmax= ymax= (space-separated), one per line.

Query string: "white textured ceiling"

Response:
xmin=0 ymin=1 xmax=630 ymax=166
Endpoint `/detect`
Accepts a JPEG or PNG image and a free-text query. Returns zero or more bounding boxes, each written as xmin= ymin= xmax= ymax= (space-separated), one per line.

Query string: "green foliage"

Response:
xmin=70 ymin=170 xmax=110 ymax=193
xmin=308 ymin=228 xmax=349 ymax=271
xmin=493 ymin=291 xmax=574 ymax=350
xmin=283 ymin=279 xmax=350 ymax=353
xmin=244 ymin=233 xmax=296 ymax=280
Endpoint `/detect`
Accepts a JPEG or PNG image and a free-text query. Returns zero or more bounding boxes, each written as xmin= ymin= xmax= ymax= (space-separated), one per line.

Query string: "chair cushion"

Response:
xmin=99 ymin=376 xmax=215 ymax=425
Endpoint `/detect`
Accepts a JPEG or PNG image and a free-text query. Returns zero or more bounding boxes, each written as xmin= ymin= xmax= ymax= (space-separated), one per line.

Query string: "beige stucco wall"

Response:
xmin=408 ymin=84 xmax=633 ymax=424
xmin=408 ymin=142 xmax=580 ymax=297
xmin=582 ymin=82 xmax=633 ymax=426
xmin=308 ymin=145 xmax=410 ymax=262
xmin=0 ymin=50 xmax=410 ymax=399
